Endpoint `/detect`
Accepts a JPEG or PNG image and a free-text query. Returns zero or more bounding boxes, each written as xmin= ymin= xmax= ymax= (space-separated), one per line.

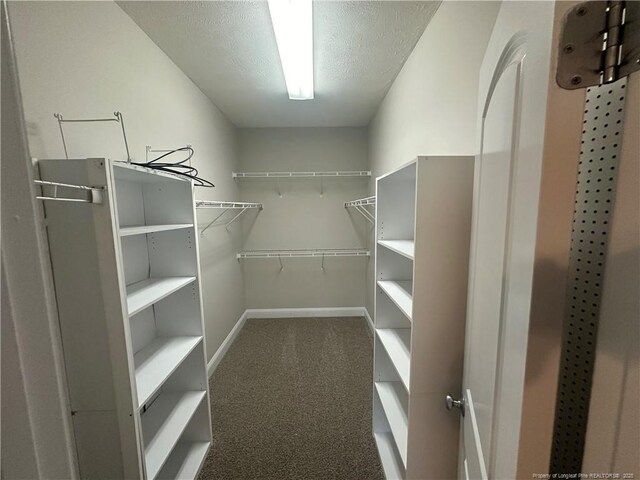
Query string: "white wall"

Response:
xmin=7 ymin=0 xmax=243 ymax=362
xmin=2 ymin=5 xmax=78 ymax=474
xmin=365 ymin=1 xmax=501 ymax=315
xmin=238 ymin=127 xmax=371 ymax=309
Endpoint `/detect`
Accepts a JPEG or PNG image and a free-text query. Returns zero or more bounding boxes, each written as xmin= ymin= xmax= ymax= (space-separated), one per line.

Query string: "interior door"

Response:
xmin=461 ymin=39 xmax=524 ymax=479
xmin=455 ymin=2 xmax=555 ymax=479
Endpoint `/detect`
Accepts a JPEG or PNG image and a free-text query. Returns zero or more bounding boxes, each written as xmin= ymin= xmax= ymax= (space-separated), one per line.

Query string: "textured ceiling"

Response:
xmin=118 ymin=1 xmax=440 ymax=128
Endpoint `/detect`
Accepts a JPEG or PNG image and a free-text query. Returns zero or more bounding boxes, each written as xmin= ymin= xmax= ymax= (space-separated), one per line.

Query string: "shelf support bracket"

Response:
xmin=225 ymin=207 xmax=248 ymax=229
xmin=201 ymin=208 xmax=229 ymax=235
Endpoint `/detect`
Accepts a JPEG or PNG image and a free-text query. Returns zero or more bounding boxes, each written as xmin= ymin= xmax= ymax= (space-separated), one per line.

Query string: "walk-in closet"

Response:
xmin=3 ymin=1 xmax=639 ymax=480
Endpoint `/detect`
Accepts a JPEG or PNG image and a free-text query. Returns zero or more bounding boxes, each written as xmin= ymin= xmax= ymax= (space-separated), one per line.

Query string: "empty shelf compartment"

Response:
xmin=120 ymin=224 xmax=193 ymax=237
xmin=376 ymin=329 xmax=411 ymax=390
xmin=127 ymin=277 xmax=196 ymax=316
xmin=135 ymin=336 xmax=202 ymax=408
xmin=142 ymin=391 xmax=206 ymax=480
xmin=374 ymin=432 xmax=405 ymax=480
xmin=377 ymin=280 xmax=413 ymax=320
xmin=156 ymin=442 xmax=210 ymax=480
xmin=378 ymin=240 xmax=414 ymax=260
xmin=375 ymin=382 xmax=408 ymax=467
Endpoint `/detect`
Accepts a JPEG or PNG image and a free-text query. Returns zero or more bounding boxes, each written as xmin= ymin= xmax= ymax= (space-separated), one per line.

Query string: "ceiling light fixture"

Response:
xmin=268 ymin=0 xmax=314 ymax=100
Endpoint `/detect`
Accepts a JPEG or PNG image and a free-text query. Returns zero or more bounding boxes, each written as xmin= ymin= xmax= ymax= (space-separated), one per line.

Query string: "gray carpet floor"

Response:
xmin=197 ymin=317 xmax=384 ymax=480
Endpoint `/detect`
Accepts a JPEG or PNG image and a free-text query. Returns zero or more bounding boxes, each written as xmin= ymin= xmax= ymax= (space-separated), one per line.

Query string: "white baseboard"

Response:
xmin=245 ymin=307 xmax=367 ymax=319
xmin=362 ymin=308 xmax=374 ymax=332
xmin=207 ymin=307 xmax=372 ymax=378
xmin=207 ymin=310 xmax=247 ymax=378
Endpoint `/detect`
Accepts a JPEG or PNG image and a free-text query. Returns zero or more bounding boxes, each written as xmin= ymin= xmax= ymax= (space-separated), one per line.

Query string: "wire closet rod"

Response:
xmin=345 ymin=195 xmax=375 ymax=224
xmin=344 ymin=195 xmax=376 ymax=207
xmin=34 ymin=179 xmax=104 ymax=204
xmin=233 ymin=171 xmax=371 ymax=178
xmin=237 ymin=248 xmax=370 ymax=271
xmin=196 ymin=200 xmax=263 ymax=234
xmin=237 ymin=248 xmax=370 ymax=258
xmin=195 ymin=200 xmax=263 ymax=209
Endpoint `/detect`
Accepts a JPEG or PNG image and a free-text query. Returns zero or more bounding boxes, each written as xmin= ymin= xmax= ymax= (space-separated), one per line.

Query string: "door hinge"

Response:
xmin=557 ymin=1 xmax=640 ymax=89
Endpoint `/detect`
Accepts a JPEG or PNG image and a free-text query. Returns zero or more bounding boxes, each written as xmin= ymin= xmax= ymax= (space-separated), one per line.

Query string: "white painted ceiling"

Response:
xmin=118 ymin=1 xmax=440 ymax=128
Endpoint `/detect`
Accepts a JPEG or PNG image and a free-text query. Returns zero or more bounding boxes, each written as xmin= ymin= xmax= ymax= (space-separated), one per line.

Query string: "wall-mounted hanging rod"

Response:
xmin=236 ymin=248 xmax=370 ymax=272
xmin=232 ymin=171 xmax=371 ymax=178
xmin=54 ymin=112 xmax=131 ymax=162
xmin=34 ymin=179 xmax=105 ymax=204
xmin=233 ymin=171 xmax=370 ymax=196
xmin=195 ymin=200 xmax=263 ymax=234
xmin=345 ymin=195 xmax=376 ymax=224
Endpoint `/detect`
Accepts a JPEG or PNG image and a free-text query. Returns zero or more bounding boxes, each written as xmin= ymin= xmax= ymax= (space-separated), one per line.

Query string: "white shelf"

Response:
xmin=195 ymin=200 xmax=262 ymax=209
xmin=134 ymin=336 xmax=202 ymax=408
xmin=142 ymin=391 xmax=206 ymax=480
xmin=120 ymin=224 xmax=193 ymax=237
xmin=344 ymin=195 xmax=376 ymax=207
xmin=374 ymin=433 xmax=405 ymax=480
xmin=127 ymin=277 xmax=196 ymax=316
xmin=376 ymin=329 xmax=411 ymax=391
xmin=377 ymin=280 xmax=413 ymax=320
xmin=113 ymin=162 xmax=190 ymax=184
xmin=378 ymin=240 xmax=414 ymax=260
xmin=156 ymin=442 xmax=210 ymax=480
xmin=375 ymin=382 xmax=408 ymax=467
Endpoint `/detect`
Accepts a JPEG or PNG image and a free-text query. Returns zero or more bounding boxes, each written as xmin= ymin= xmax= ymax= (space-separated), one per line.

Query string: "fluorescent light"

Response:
xmin=268 ymin=0 xmax=314 ymax=100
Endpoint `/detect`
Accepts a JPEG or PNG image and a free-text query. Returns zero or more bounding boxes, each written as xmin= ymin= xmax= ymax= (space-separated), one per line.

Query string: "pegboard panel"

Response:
xmin=550 ymin=78 xmax=627 ymax=473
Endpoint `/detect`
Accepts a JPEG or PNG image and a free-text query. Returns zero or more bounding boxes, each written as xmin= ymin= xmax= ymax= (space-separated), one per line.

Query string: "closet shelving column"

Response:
xmin=38 ymin=158 xmax=212 ymax=480
xmin=373 ymin=156 xmax=473 ymax=479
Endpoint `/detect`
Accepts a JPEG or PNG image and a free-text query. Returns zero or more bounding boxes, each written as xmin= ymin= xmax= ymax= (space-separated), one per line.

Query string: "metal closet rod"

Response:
xmin=345 ymin=195 xmax=376 ymax=224
xmin=34 ymin=179 xmax=105 ymax=204
xmin=237 ymin=248 xmax=370 ymax=258
xmin=196 ymin=200 xmax=263 ymax=234
xmin=236 ymin=248 xmax=370 ymax=271
xmin=232 ymin=171 xmax=371 ymax=178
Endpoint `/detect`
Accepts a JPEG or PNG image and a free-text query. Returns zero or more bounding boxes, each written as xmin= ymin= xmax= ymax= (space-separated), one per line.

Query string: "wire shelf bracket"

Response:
xmin=34 ymin=179 xmax=105 ymax=204
xmin=54 ymin=112 xmax=131 ymax=162
xmin=146 ymin=144 xmax=192 ymax=163
xmin=345 ymin=195 xmax=376 ymax=224
xmin=195 ymin=200 xmax=263 ymax=234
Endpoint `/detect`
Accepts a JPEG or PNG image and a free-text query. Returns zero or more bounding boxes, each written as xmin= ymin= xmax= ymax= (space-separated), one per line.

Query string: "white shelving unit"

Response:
xmin=38 ymin=158 xmax=212 ymax=480
xmin=373 ymin=156 xmax=473 ymax=479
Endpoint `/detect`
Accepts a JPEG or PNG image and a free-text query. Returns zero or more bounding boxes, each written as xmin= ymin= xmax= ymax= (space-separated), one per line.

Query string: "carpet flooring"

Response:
xmin=197 ymin=317 xmax=384 ymax=480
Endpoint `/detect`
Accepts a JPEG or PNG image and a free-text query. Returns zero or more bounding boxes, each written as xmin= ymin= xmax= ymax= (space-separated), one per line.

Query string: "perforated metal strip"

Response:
xmin=550 ymin=78 xmax=628 ymax=473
